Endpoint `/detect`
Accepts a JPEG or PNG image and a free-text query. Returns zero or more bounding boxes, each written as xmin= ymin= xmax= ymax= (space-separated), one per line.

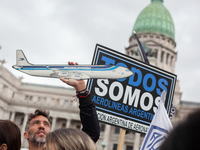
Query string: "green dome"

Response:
xmin=133 ymin=0 xmax=175 ymax=41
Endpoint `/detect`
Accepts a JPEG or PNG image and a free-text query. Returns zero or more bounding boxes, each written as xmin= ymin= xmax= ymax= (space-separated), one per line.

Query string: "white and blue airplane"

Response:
xmin=12 ymin=50 xmax=133 ymax=80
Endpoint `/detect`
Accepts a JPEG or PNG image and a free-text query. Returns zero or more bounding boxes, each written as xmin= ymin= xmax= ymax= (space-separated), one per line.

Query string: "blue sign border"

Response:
xmin=87 ymin=44 xmax=176 ymax=128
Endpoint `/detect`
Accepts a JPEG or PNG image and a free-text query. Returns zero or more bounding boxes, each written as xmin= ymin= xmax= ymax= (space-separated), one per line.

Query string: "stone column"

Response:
xmin=21 ymin=113 xmax=28 ymax=145
xmin=66 ymin=118 xmax=71 ymax=128
xmin=4 ymin=110 xmax=10 ymax=119
xmin=10 ymin=111 xmax=16 ymax=122
xmin=103 ymin=125 xmax=111 ymax=150
xmin=134 ymin=133 xmax=141 ymax=150
xmin=51 ymin=117 xmax=57 ymax=131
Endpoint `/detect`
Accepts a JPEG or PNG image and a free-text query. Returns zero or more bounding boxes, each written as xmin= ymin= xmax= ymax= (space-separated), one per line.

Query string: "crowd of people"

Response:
xmin=1 ymin=62 xmax=200 ymax=150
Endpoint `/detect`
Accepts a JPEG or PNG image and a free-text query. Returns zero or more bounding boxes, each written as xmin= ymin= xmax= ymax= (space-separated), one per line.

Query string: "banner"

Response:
xmin=87 ymin=44 xmax=176 ymax=133
xmin=140 ymin=91 xmax=173 ymax=150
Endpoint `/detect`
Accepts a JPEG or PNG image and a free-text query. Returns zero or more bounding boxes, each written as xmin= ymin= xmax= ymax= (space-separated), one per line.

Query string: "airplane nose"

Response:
xmin=121 ymin=68 xmax=134 ymax=78
xmin=127 ymin=69 xmax=133 ymax=77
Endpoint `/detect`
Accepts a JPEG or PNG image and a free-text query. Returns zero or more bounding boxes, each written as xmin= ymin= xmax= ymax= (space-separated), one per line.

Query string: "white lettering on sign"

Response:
xmin=95 ymin=79 xmax=160 ymax=113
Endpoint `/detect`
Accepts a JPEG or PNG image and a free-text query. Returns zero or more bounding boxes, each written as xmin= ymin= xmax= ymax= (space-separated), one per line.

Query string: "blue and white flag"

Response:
xmin=140 ymin=91 xmax=173 ymax=150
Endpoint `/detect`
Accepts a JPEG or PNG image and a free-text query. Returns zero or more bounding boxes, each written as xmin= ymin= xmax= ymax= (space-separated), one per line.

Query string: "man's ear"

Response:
xmin=0 ymin=143 xmax=8 ymax=150
xmin=24 ymin=131 xmax=29 ymax=139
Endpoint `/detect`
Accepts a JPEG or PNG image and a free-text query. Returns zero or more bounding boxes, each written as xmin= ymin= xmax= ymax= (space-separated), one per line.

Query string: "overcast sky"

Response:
xmin=0 ymin=0 xmax=200 ymax=103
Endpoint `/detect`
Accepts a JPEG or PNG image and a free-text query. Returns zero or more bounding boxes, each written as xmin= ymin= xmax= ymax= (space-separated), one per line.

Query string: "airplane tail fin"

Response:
xmin=16 ymin=50 xmax=31 ymax=66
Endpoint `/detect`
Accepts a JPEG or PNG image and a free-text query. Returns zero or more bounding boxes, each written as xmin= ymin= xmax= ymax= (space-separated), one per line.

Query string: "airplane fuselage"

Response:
xmin=12 ymin=64 xmax=133 ymax=80
xmin=12 ymin=50 xmax=133 ymax=80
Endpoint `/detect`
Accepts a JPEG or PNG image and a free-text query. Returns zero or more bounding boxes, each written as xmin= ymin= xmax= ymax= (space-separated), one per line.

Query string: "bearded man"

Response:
xmin=24 ymin=109 xmax=50 ymax=150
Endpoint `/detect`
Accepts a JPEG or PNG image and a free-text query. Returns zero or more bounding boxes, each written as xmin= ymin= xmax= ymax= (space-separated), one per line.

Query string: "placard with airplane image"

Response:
xmin=87 ymin=44 xmax=176 ymax=133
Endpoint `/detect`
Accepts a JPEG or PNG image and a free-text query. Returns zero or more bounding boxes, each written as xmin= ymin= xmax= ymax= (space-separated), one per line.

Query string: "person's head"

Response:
xmin=24 ymin=108 xmax=51 ymax=148
xmin=0 ymin=120 xmax=21 ymax=150
xmin=160 ymin=109 xmax=200 ymax=150
xmin=46 ymin=128 xmax=97 ymax=150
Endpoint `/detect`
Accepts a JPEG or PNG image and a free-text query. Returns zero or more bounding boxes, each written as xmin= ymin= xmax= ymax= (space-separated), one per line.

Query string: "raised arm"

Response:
xmin=60 ymin=61 xmax=100 ymax=143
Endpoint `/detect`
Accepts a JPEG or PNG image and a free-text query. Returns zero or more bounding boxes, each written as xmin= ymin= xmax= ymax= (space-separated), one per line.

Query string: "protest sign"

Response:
xmin=87 ymin=44 xmax=176 ymax=133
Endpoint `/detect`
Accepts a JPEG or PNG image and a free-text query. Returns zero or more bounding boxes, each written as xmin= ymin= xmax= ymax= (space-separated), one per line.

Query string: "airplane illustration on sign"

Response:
xmin=12 ymin=50 xmax=133 ymax=80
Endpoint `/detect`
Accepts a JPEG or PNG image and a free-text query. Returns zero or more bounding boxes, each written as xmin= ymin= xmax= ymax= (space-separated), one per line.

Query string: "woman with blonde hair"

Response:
xmin=46 ymin=128 xmax=97 ymax=150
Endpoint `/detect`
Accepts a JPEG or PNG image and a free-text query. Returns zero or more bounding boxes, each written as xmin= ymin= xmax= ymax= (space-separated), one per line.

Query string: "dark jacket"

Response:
xmin=79 ymin=94 xmax=100 ymax=143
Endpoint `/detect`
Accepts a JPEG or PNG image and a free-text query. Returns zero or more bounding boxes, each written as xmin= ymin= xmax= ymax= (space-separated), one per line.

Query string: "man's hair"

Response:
xmin=25 ymin=108 xmax=52 ymax=131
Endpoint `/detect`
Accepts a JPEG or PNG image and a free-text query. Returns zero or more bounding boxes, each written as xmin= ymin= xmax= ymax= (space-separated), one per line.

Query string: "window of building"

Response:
xmin=25 ymin=95 xmax=32 ymax=101
xmin=62 ymin=123 xmax=66 ymax=128
xmin=70 ymin=101 xmax=73 ymax=106
xmin=113 ymin=144 xmax=118 ymax=150
xmin=166 ymin=53 xmax=169 ymax=64
xmin=114 ymin=127 xmax=120 ymax=134
xmin=64 ymin=100 xmax=68 ymax=106
xmin=152 ymin=49 xmax=158 ymax=58
xmin=160 ymin=51 xmax=164 ymax=62
xmin=100 ymin=124 xmax=105 ymax=132
xmin=126 ymin=130 xmax=135 ymax=135
xmin=126 ymin=146 xmax=133 ymax=150
xmin=126 ymin=130 xmax=130 ymax=134
xmin=171 ymin=56 xmax=174 ymax=66
xmin=25 ymin=95 xmax=29 ymax=100
xmin=131 ymin=50 xmax=134 ymax=55
xmin=20 ymin=117 xmax=24 ymax=125
xmin=38 ymin=97 xmax=41 ymax=102
xmin=147 ymin=48 xmax=152 ymax=56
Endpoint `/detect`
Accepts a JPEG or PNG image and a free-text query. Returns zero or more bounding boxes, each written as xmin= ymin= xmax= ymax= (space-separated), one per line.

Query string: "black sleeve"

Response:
xmin=79 ymin=94 xmax=100 ymax=143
